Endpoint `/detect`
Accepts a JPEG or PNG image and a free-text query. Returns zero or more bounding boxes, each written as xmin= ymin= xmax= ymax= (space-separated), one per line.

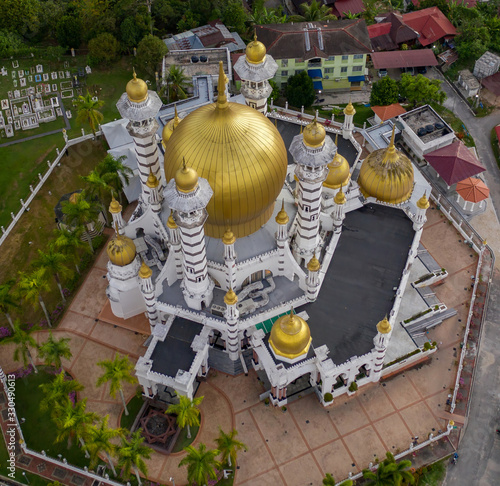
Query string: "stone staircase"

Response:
xmin=404 ymin=308 xmax=458 ymax=347
xmin=208 ymin=347 xmax=253 ymax=376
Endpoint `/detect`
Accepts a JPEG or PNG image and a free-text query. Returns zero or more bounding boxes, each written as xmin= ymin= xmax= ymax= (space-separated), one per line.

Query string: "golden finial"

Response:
xmin=132 ymin=67 xmax=137 ymax=81
xmin=307 ymin=253 xmax=320 ymax=272
xmin=222 ymin=227 xmax=236 ymax=245
xmin=334 ymin=185 xmax=346 ymax=205
xmin=335 ymin=133 xmax=338 ymax=146
xmin=217 ymin=61 xmax=228 ymax=109
xmin=417 ymin=191 xmax=429 ymax=210
xmin=167 ymin=210 xmax=177 ymax=229
xmin=254 ymin=30 xmax=257 ymax=42
xmin=138 ymin=260 xmax=153 ymax=279
xmin=109 ymin=195 xmax=122 ymax=214
xmin=376 ymin=315 xmax=391 ymax=334
xmin=114 ymin=222 xmax=122 ymax=239
xmin=300 ymin=124 xmax=303 ymax=134
xmin=275 ymin=199 xmax=289 ymax=225
xmin=146 ymin=168 xmax=159 ymax=188
xmin=224 ymin=287 xmax=238 ymax=306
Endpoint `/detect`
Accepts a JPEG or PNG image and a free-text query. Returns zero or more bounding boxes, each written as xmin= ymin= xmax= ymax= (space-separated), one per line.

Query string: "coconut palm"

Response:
xmin=323 ymin=473 xmax=353 ymax=486
xmin=116 ymin=429 xmax=152 ymax=485
xmin=33 ymin=246 xmax=70 ymax=302
xmin=1 ymin=320 xmax=39 ymax=372
xmin=38 ymin=332 xmax=72 ymax=370
xmin=96 ymin=354 xmax=137 ymax=416
xmin=247 ymin=0 xmax=287 ymax=25
xmin=179 ymin=443 xmax=221 ymax=486
xmin=84 ymin=415 xmax=122 ymax=476
xmin=215 ymin=428 xmax=247 ymax=467
xmin=39 ymin=370 xmax=84 ymax=413
xmin=53 ymin=227 xmax=90 ymax=274
xmin=75 ymin=91 xmax=104 ymax=136
xmin=289 ymin=0 xmax=337 ymax=22
xmin=17 ymin=268 xmax=52 ymax=327
xmin=53 ymin=398 xmax=98 ymax=451
xmin=363 ymin=452 xmax=414 ymax=486
xmin=161 ymin=65 xmax=192 ymax=102
xmin=166 ymin=394 xmax=203 ymax=439
xmin=81 ymin=169 xmax=114 ymax=203
xmin=96 ymin=154 xmax=133 ymax=202
xmin=0 ymin=279 xmax=19 ymax=330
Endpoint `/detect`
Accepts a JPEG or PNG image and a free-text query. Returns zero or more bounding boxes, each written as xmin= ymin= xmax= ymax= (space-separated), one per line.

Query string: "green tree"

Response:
xmin=18 ymin=268 xmax=52 ymax=327
xmin=362 ymin=452 xmax=415 ymax=486
xmin=117 ymin=430 xmax=152 ymax=485
xmin=219 ymin=0 xmax=247 ymax=34
xmin=96 ymin=354 xmax=137 ymax=416
xmin=179 ymin=443 xmax=221 ymax=486
xmin=96 ymin=154 xmax=133 ymax=202
xmin=75 ymin=91 xmax=104 ymax=136
xmin=53 ymin=227 xmax=90 ymax=274
xmin=370 ymin=76 xmax=400 ymax=106
xmin=39 ymin=370 xmax=84 ymax=413
xmin=84 ymin=415 xmax=122 ymax=476
xmin=88 ymin=33 xmax=120 ymax=66
xmin=38 ymin=332 xmax=72 ymax=370
xmin=0 ymin=0 xmax=40 ymax=38
xmin=362 ymin=0 xmax=384 ymax=25
xmin=247 ymin=0 xmax=287 ymax=25
xmin=417 ymin=0 xmax=450 ymax=17
xmin=323 ymin=473 xmax=353 ymax=486
xmin=56 ymin=15 xmax=82 ymax=49
xmin=166 ymin=394 xmax=203 ymax=439
xmin=137 ymin=34 xmax=168 ymax=78
xmin=81 ymin=169 xmax=114 ymax=209
xmin=215 ymin=428 xmax=247 ymax=467
xmin=161 ymin=65 xmax=192 ymax=102
xmin=1 ymin=320 xmax=39 ymax=372
xmin=0 ymin=30 xmax=24 ymax=58
xmin=0 ymin=279 xmax=19 ymax=330
xmin=269 ymin=79 xmax=280 ymax=103
xmin=285 ymin=71 xmax=315 ymax=109
xmin=33 ymin=246 xmax=70 ymax=303
xmin=399 ymin=73 xmax=446 ymax=107
xmin=289 ymin=0 xmax=337 ymax=22
xmin=177 ymin=10 xmax=200 ymax=32
xmin=120 ymin=17 xmax=143 ymax=51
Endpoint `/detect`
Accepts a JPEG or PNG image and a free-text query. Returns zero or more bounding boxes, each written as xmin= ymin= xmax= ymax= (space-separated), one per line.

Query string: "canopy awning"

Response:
xmin=308 ymin=69 xmax=322 ymax=78
xmin=456 ymin=177 xmax=489 ymax=203
xmin=313 ymin=81 xmax=323 ymax=90
xmin=348 ymin=75 xmax=365 ymax=82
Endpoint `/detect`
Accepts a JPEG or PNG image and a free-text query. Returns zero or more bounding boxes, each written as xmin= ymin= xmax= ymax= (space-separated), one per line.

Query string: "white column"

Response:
xmin=306 ymin=254 xmax=320 ymax=302
xmin=332 ymin=189 xmax=346 ymax=234
xmin=275 ymin=201 xmax=289 ymax=275
xmin=139 ymin=261 xmax=159 ymax=330
xmin=108 ymin=197 xmax=125 ymax=231
xmin=223 ymin=228 xmax=237 ymax=291
xmin=224 ymin=289 xmax=240 ymax=361
xmin=167 ymin=212 xmax=183 ymax=281
xmin=371 ymin=317 xmax=391 ymax=382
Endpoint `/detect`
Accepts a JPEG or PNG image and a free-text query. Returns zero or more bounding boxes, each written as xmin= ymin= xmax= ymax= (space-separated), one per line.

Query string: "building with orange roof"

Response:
xmin=371 ymin=103 xmax=407 ymax=124
xmin=403 ymin=7 xmax=457 ymax=47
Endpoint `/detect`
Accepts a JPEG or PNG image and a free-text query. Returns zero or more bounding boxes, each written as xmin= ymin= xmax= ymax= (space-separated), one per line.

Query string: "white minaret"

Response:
xmin=165 ymin=161 xmax=214 ymax=310
xmin=167 ymin=211 xmax=183 ymax=281
xmin=233 ymin=32 xmax=278 ymax=114
xmin=372 ymin=316 xmax=391 ymax=382
xmin=146 ymin=169 xmax=162 ymax=213
xmin=138 ymin=260 xmax=159 ymax=330
xmin=108 ymin=196 xmax=125 ymax=232
xmin=332 ymin=187 xmax=347 ymax=234
xmin=223 ymin=228 xmax=237 ymax=291
xmin=289 ymin=119 xmax=336 ymax=265
xmin=306 ymin=253 xmax=321 ymax=302
xmin=413 ymin=192 xmax=430 ymax=231
xmin=117 ymin=69 xmax=163 ymax=201
xmin=275 ymin=200 xmax=290 ymax=276
xmin=224 ymin=288 xmax=240 ymax=361
xmin=342 ymin=100 xmax=356 ymax=139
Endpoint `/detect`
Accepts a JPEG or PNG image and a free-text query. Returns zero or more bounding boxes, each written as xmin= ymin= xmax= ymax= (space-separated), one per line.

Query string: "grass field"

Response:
xmin=120 ymin=395 xmax=145 ymax=431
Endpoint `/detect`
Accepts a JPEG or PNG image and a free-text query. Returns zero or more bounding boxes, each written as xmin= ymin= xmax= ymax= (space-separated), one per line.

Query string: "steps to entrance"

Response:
xmin=208 ymin=347 xmax=253 ymax=376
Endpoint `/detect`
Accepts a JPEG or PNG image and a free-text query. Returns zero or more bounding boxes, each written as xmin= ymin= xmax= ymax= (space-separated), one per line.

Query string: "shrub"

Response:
xmin=424 ymin=342 xmax=431 ymax=351
xmin=348 ymin=382 xmax=358 ymax=392
xmin=88 ymin=33 xmax=120 ymax=66
xmin=324 ymin=392 xmax=333 ymax=403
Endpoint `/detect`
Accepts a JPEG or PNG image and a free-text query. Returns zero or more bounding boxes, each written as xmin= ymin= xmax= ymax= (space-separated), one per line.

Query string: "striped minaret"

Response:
xmin=332 ymin=186 xmax=346 ymax=234
xmin=372 ymin=316 xmax=391 ymax=381
xmin=342 ymin=99 xmax=356 ymax=140
xmin=223 ymin=228 xmax=237 ymax=291
xmin=138 ymin=260 xmax=158 ymax=330
xmin=275 ymin=200 xmax=289 ymax=274
xmin=146 ymin=168 xmax=162 ymax=213
xmin=224 ymin=288 xmax=240 ymax=361
xmin=413 ymin=192 xmax=429 ymax=232
xmin=306 ymin=253 xmax=320 ymax=302
xmin=167 ymin=211 xmax=183 ymax=281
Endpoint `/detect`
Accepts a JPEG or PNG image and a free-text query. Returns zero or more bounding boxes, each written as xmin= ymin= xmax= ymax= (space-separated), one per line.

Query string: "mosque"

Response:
xmin=103 ymin=36 xmax=432 ymax=407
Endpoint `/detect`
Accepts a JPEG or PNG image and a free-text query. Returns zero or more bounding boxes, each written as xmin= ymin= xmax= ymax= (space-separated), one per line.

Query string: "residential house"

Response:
xmin=368 ymin=12 xmax=419 ymax=51
xmin=255 ymin=20 xmax=372 ymax=90
xmin=402 ymin=7 xmax=457 ymax=47
xmin=371 ymin=103 xmax=406 ymax=124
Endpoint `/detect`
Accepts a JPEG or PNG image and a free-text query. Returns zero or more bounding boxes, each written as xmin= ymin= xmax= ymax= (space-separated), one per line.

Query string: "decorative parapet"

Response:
xmin=412 ymin=268 xmax=448 ymax=288
xmin=401 ymin=303 xmax=447 ymax=326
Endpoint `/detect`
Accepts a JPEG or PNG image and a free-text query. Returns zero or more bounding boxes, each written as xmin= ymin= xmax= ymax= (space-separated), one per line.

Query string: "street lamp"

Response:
xmin=170 ymin=477 xmax=176 ymax=486
xmin=22 ymin=472 xmax=30 ymax=484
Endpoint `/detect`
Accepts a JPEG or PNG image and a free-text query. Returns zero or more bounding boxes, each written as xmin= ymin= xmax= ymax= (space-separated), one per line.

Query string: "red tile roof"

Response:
xmin=371 ymin=49 xmax=438 ymax=69
xmin=424 ymin=140 xmax=485 ymax=186
xmin=329 ymin=0 xmax=366 ymax=18
xmin=456 ymin=177 xmax=489 ymax=203
xmin=481 ymin=72 xmax=500 ymax=97
xmin=231 ymin=53 xmax=245 ymax=81
xmin=403 ymin=7 xmax=457 ymax=46
xmin=371 ymin=103 xmax=407 ymax=121
xmin=368 ymin=22 xmax=392 ymax=39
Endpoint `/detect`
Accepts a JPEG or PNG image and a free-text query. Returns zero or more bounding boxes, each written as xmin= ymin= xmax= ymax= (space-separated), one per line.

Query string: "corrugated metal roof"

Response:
xmin=371 ymin=49 xmax=438 ymax=69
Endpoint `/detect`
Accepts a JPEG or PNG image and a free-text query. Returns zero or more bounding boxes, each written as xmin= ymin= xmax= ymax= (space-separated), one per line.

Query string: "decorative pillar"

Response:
xmin=332 ymin=187 xmax=346 ymax=234
xmin=109 ymin=196 xmax=125 ymax=231
xmin=139 ymin=260 xmax=158 ymax=330
xmin=306 ymin=253 xmax=321 ymax=301
xmin=275 ymin=201 xmax=289 ymax=275
xmin=167 ymin=211 xmax=183 ymax=281
xmin=223 ymin=228 xmax=237 ymax=291
xmin=372 ymin=316 xmax=391 ymax=382
xmin=342 ymin=100 xmax=356 ymax=140
xmin=224 ymin=288 xmax=240 ymax=361
xmin=413 ymin=192 xmax=430 ymax=231
xmin=146 ymin=168 xmax=162 ymax=213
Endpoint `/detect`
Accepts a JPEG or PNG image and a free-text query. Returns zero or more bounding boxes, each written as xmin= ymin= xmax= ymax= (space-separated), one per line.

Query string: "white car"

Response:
xmin=378 ymin=69 xmax=388 ymax=77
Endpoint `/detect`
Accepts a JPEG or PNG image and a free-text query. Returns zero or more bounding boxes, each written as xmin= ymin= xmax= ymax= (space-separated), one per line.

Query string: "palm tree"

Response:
xmin=323 ymin=473 xmax=353 ymax=486
xmin=96 ymin=354 xmax=137 ymax=416
xmin=215 ymin=428 xmax=247 ymax=467
xmin=289 ymin=0 xmax=337 ymax=22
xmin=1 ymin=320 xmax=39 ymax=372
xmin=84 ymin=415 xmax=122 ymax=476
xmin=39 ymin=370 xmax=84 ymax=413
xmin=75 ymin=91 xmax=104 ymax=136
xmin=81 ymin=169 xmax=114 ymax=203
xmin=96 ymin=154 xmax=133 ymax=202
xmin=247 ymin=0 xmax=287 ymax=25
xmin=17 ymin=268 xmax=52 ymax=327
xmin=0 ymin=279 xmax=19 ymax=330
xmin=166 ymin=394 xmax=203 ymax=439
xmin=161 ymin=65 xmax=192 ymax=103
xmin=53 ymin=227 xmax=90 ymax=274
xmin=53 ymin=398 xmax=98 ymax=452
xmin=179 ymin=443 xmax=221 ymax=486
xmin=38 ymin=332 xmax=72 ymax=370
xmin=33 ymin=246 xmax=70 ymax=302
xmin=116 ymin=429 xmax=152 ymax=485
xmin=363 ymin=452 xmax=415 ymax=486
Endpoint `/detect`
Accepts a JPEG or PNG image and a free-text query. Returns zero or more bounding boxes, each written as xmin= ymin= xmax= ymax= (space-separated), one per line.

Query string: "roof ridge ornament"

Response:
xmin=217 ymin=61 xmax=228 ymax=109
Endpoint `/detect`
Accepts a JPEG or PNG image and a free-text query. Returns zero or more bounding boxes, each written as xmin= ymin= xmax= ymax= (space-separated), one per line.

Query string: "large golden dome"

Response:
xmin=358 ymin=127 xmax=414 ymax=204
xmin=126 ymin=69 xmax=148 ymax=103
xmin=324 ymin=135 xmax=351 ymax=190
xmin=269 ymin=308 xmax=312 ymax=360
xmin=303 ymin=119 xmax=326 ymax=148
xmin=107 ymin=232 xmax=136 ymax=266
xmin=246 ymin=33 xmax=266 ymax=64
xmin=164 ymin=62 xmax=287 ymax=238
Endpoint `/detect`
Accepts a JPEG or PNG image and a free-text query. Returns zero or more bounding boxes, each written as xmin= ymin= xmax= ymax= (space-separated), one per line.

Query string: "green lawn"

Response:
xmin=307 ymin=102 xmax=373 ymax=128
xmin=120 ymin=395 xmax=145 ymax=431
xmin=171 ymin=424 xmax=200 ymax=453
xmin=490 ymin=127 xmax=500 ymax=169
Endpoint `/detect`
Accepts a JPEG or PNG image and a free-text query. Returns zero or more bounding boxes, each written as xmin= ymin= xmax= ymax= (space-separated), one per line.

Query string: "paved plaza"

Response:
xmin=0 ymin=203 xmax=478 ymax=485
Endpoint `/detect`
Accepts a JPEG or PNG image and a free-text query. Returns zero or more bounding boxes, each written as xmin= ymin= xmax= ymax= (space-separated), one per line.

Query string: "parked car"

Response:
xmin=401 ymin=67 xmax=415 ymax=75
xmin=417 ymin=66 xmax=427 ymax=74
xmin=378 ymin=69 xmax=388 ymax=77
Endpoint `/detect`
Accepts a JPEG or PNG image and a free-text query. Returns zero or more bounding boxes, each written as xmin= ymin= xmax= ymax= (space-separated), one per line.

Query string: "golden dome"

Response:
xmin=164 ymin=62 xmax=287 ymax=238
xmin=307 ymin=253 xmax=320 ymax=272
xmin=376 ymin=316 xmax=391 ymax=334
xmin=324 ymin=135 xmax=351 ymax=190
xmin=138 ymin=260 xmax=153 ymax=279
xmin=303 ymin=118 xmax=326 ymax=148
xmin=358 ymin=126 xmax=414 ymax=204
xmin=334 ymin=188 xmax=346 ymax=205
xmin=224 ymin=288 xmax=238 ymax=306
xmin=417 ymin=192 xmax=430 ymax=210
xmin=275 ymin=200 xmax=289 ymax=225
xmin=162 ymin=105 xmax=183 ymax=147
xmin=146 ymin=169 xmax=159 ymax=188
xmin=109 ymin=196 xmax=122 ymax=214
xmin=269 ymin=308 xmax=312 ymax=360
xmin=107 ymin=232 xmax=136 ymax=267
xmin=344 ymin=101 xmax=356 ymax=116
xmin=167 ymin=210 xmax=177 ymax=229
xmin=126 ymin=69 xmax=148 ymax=103
xmin=175 ymin=159 xmax=199 ymax=193
xmin=222 ymin=228 xmax=236 ymax=245
xmin=246 ymin=32 xmax=266 ymax=64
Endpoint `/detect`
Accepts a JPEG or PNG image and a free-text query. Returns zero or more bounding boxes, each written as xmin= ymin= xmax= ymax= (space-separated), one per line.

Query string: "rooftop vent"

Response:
xmin=191 ymin=56 xmax=199 ymax=63
xmin=200 ymin=55 xmax=208 ymax=62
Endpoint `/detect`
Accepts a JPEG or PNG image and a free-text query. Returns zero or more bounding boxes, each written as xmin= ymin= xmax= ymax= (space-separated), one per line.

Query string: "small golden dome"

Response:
xmin=303 ymin=118 xmax=326 ymax=148
xmin=175 ymin=159 xmax=199 ymax=193
xmin=138 ymin=260 xmax=153 ymax=279
xmin=109 ymin=196 xmax=122 ymax=214
xmin=358 ymin=126 xmax=414 ymax=204
xmin=222 ymin=228 xmax=236 ymax=245
xmin=307 ymin=253 xmax=320 ymax=272
xmin=334 ymin=189 xmax=346 ymax=205
xmin=275 ymin=200 xmax=289 ymax=225
xmin=377 ymin=316 xmax=391 ymax=334
xmin=224 ymin=288 xmax=238 ymax=306
xmin=269 ymin=308 xmax=312 ymax=360
xmin=162 ymin=105 xmax=183 ymax=147
xmin=107 ymin=232 xmax=136 ymax=267
xmin=167 ymin=210 xmax=177 ymax=229
xmin=324 ymin=135 xmax=351 ymax=190
xmin=417 ymin=192 xmax=430 ymax=210
xmin=246 ymin=32 xmax=266 ymax=64
xmin=126 ymin=69 xmax=148 ymax=103
xmin=146 ymin=169 xmax=159 ymax=188
xmin=344 ymin=101 xmax=356 ymax=116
